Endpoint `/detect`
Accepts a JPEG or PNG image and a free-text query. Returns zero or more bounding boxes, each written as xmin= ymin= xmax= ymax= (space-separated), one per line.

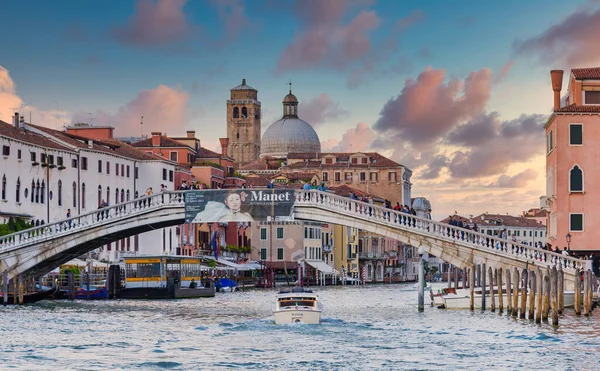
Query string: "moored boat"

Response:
xmin=274 ymin=287 xmax=322 ymax=324
xmin=0 ymin=286 xmax=60 ymax=304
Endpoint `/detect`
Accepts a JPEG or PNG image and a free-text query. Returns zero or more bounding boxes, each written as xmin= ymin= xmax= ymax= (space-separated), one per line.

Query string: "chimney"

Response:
xmin=151 ymin=132 xmax=161 ymax=147
xmin=550 ymin=70 xmax=564 ymax=111
xmin=13 ymin=112 xmax=19 ymax=129
xmin=87 ymin=139 xmax=93 ymax=149
xmin=219 ymin=137 xmax=229 ymax=157
xmin=186 ymin=130 xmax=195 ymax=139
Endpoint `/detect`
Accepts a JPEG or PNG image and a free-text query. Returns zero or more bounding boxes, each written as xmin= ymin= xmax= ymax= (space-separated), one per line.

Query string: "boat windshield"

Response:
xmin=279 ymin=299 xmax=315 ymax=307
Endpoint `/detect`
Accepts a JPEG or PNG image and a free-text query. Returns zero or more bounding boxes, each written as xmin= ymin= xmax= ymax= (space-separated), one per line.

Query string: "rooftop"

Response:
xmin=571 ymin=67 xmax=600 ymax=80
xmin=555 ymin=104 xmax=600 ymax=113
xmin=131 ymin=136 xmax=193 ymax=149
xmin=231 ymin=78 xmax=257 ymax=91
xmin=0 ymin=121 xmax=74 ymax=152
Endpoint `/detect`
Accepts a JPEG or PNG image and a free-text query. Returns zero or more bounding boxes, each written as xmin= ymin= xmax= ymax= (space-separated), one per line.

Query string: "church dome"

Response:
xmin=260 ymin=88 xmax=321 ymax=158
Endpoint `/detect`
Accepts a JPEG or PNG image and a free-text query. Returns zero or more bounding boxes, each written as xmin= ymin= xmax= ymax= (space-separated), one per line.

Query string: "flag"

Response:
xmin=210 ymin=231 xmax=219 ymax=259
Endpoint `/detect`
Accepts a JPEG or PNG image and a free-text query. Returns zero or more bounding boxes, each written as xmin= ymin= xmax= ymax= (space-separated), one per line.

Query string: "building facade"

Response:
xmin=544 ymin=68 xmax=600 ymax=254
xmin=226 ymin=79 xmax=261 ymax=164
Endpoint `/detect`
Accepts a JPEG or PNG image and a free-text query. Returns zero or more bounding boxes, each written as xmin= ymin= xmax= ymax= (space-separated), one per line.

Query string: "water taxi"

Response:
xmin=274 ymin=287 xmax=322 ymax=324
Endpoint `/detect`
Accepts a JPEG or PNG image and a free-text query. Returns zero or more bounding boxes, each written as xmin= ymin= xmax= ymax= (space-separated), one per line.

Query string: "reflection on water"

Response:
xmin=1 ymin=284 xmax=599 ymax=370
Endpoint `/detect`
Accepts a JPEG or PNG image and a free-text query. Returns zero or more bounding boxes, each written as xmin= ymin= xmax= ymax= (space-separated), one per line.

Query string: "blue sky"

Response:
xmin=0 ymin=0 xmax=597 ymax=219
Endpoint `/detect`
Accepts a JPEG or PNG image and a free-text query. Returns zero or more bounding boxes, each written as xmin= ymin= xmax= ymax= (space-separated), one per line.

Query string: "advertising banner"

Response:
xmin=185 ymin=189 xmax=295 ymax=223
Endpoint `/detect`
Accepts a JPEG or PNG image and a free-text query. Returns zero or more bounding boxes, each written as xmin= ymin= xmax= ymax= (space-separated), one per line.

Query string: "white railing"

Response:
xmin=0 ymin=191 xmax=186 ymax=254
xmin=294 ymin=190 xmax=589 ymax=273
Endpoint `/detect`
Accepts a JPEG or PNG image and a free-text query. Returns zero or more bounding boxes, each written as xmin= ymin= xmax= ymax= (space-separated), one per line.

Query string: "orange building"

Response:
xmin=544 ymin=68 xmax=600 ymax=256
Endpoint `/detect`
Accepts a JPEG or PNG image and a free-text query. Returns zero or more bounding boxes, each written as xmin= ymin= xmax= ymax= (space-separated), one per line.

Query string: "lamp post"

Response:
xmin=566 ymin=233 xmax=571 ymax=252
xmin=418 ymin=246 xmax=425 ymax=312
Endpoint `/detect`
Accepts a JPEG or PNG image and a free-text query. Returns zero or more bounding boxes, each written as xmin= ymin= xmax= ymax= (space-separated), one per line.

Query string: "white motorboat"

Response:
xmin=440 ymin=286 xmax=578 ymax=310
xmin=274 ymin=287 xmax=322 ymax=324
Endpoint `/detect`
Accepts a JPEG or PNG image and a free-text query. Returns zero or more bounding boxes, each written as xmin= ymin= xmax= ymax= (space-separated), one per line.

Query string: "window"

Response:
xmin=334 ymin=172 xmax=341 ymax=182
xmin=569 ymin=165 xmax=583 ymax=192
xmin=570 ymin=213 xmax=583 ymax=231
xmin=360 ymin=172 xmax=366 ymax=182
xmin=277 ymin=248 xmax=284 ymax=260
xmin=169 ymin=170 xmax=174 ymax=182
xmin=116 ymin=163 xmax=119 ymax=176
xmin=569 ymin=124 xmax=583 ymax=145
xmin=361 ymin=157 xmax=368 ymax=164
xmin=535 ymin=231 xmax=538 ymax=237
xmin=17 ymin=149 xmax=21 ymax=160
xmin=325 ymin=158 xmax=333 ymax=164
xmin=1 ymin=175 xmax=6 ymax=200
xmin=276 ymin=227 xmax=284 ymax=239
xmin=121 ymin=164 xmax=124 ymax=177
xmin=241 ymin=107 xmax=248 ymax=118
xmin=106 ymin=162 xmax=110 ymax=174
xmin=97 ymin=160 xmax=102 ymax=173
xmin=97 ymin=186 xmax=102 ymax=207
xmin=48 ymin=155 xmax=54 ymax=166
xmin=106 ymin=187 xmax=110 ymax=205
xmin=72 ymin=182 xmax=77 ymax=207
xmin=134 ymin=167 xmax=138 ymax=179
xmin=351 ymin=158 xmax=357 ymax=164
xmin=58 ymin=180 xmax=62 ymax=206
xmin=584 ymin=91 xmax=600 ymax=104
xmin=121 ymin=189 xmax=124 ymax=203
xmin=31 ymin=180 xmax=34 ymax=202
xmin=81 ymin=183 xmax=86 ymax=209
xmin=81 ymin=157 xmax=88 ymax=170
xmin=370 ymin=172 xmax=378 ymax=182
xmin=304 ymin=227 xmax=308 ymax=238
xmin=31 ymin=152 xmax=36 ymax=162
xmin=127 ymin=165 xmax=130 ymax=178
xmin=2 ymin=146 xmax=9 ymax=156
xmin=322 ymin=172 xmax=329 ymax=181
xmin=345 ymin=172 xmax=352 ymax=181
xmin=15 ymin=177 xmax=20 ymax=203
xmin=41 ymin=153 xmax=47 ymax=164
xmin=388 ymin=172 xmax=397 ymax=182
xmin=115 ymin=188 xmax=119 ymax=205
xmin=71 ymin=159 xmax=77 ymax=168
xmin=57 ymin=157 xmax=63 ymax=166
xmin=233 ymin=107 xmax=240 ymax=118
xmin=260 ymin=228 xmax=267 ymax=240
xmin=546 ymin=130 xmax=553 ymax=154
xmin=260 ymin=248 xmax=267 ymax=260
xmin=35 ymin=180 xmax=39 ymax=203
xmin=162 ymin=169 xmax=167 ymax=181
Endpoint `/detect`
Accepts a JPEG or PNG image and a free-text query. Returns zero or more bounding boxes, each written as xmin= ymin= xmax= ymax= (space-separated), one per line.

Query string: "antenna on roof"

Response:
xmin=140 ymin=115 xmax=144 ymax=137
xmin=288 ymin=79 xmax=292 ymax=93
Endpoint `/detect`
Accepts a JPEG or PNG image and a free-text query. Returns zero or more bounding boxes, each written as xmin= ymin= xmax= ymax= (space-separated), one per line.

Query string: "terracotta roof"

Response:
xmin=244 ymin=176 xmax=271 ymax=187
xmin=196 ymin=147 xmax=221 ymax=158
xmin=555 ymin=104 xmax=600 ymax=113
xmin=239 ymin=156 xmax=282 ymax=171
xmin=101 ymin=138 xmax=165 ymax=161
xmin=131 ymin=136 xmax=192 ymax=149
xmin=328 ymin=184 xmax=383 ymax=201
xmin=286 ymin=152 xmax=402 ymax=168
xmin=281 ymin=172 xmax=316 ymax=182
xmin=0 ymin=121 xmax=74 ymax=152
xmin=440 ymin=215 xmax=472 ymax=224
xmin=571 ymin=67 xmax=600 ymax=79
xmin=523 ymin=208 xmax=548 ymax=218
xmin=473 ymin=213 xmax=545 ymax=228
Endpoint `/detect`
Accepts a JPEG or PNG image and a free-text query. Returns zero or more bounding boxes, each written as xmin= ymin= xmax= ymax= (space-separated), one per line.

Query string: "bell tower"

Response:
xmin=226 ymin=79 xmax=261 ymax=164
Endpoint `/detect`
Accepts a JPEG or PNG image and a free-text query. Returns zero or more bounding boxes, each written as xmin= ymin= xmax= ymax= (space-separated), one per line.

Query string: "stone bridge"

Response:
xmin=0 ymin=190 xmax=589 ymax=289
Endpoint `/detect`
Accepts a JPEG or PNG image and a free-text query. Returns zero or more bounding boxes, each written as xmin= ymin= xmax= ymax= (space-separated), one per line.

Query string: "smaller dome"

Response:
xmin=283 ymin=93 xmax=298 ymax=103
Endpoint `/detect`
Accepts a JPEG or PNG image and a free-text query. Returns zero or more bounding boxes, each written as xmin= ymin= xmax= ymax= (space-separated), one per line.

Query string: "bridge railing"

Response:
xmin=294 ymin=190 xmax=589 ymax=272
xmin=0 ymin=191 xmax=186 ymax=253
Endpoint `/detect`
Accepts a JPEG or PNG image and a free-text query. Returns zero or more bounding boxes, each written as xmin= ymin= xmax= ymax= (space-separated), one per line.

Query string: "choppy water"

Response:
xmin=1 ymin=283 xmax=599 ymax=370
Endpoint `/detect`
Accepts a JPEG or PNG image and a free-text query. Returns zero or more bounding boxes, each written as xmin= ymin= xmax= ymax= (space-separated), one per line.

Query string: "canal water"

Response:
xmin=1 ymin=283 xmax=598 ymax=370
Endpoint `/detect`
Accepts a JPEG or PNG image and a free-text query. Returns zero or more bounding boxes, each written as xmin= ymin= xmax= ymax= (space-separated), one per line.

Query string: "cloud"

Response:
xmin=110 ymin=0 xmax=199 ymax=46
xmin=419 ymin=155 xmax=448 ymax=180
xmin=487 ymin=169 xmax=538 ymax=188
xmin=72 ymin=85 xmax=191 ymax=136
xmin=493 ymin=60 xmax=514 ymax=84
xmin=513 ymin=4 xmax=600 ymax=67
xmin=298 ymin=93 xmax=348 ymax=129
xmin=395 ymin=9 xmax=425 ymax=31
xmin=209 ymin=0 xmax=256 ymax=47
xmin=0 ymin=66 xmax=69 ymax=127
xmin=321 ymin=122 xmax=375 ymax=152
xmin=374 ymin=67 xmax=492 ymax=145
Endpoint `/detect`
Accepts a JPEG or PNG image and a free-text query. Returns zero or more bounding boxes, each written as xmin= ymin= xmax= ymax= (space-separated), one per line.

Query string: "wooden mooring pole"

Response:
xmin=489 ymin=267 xmax=495 ymax=312
xmin=551 ymin=266 xmax=559 ymax=326
xmin=470 ymin=265 xmax=475 ymax=311
xmin=454 ymin=268 xmax=459 ymax=290
xmin=520 ymin=268 xmax=528 ymax=319
xmin=512 ymin=268 xmax=519 ymax=317
xmin=17 ymin=274 xmax=24 ymax=306
xmin=497 ymin=268 xmax=503 ymax=314
xmin=462 ymin=269 xmax=467 ymax=289
xmin=542 ymin=275 xmax=550 ymax=322
xmin=2 ymin=270 xmax=7 ymax=306
xmin=481 ymin=263 xmax=487 ymax=311
xmin=558 ymin=265 xmax=564 ymax=314
xmin=574 ymin=268 xmax=581 ymax=316
xmin=587 ymin=270 xmax=594 ymax=315
xmin=536 ymin=267 xmax=543 ymax=323
xmin=528 ymin=270 xmax=535 ymax=321
xmin=583 ymin=270 xmax=590 ymax=316
xmin=505 ymin=268 xmax=512 ymax=316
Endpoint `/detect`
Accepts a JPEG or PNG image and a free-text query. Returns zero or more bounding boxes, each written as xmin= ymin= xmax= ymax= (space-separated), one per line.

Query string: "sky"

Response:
xmin=1 ymin=0 xmax=599 ymax=221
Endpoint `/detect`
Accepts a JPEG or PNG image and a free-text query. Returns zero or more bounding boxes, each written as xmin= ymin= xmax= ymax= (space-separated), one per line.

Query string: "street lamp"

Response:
xmin=566 ymin=233 xmax=571 ymax=252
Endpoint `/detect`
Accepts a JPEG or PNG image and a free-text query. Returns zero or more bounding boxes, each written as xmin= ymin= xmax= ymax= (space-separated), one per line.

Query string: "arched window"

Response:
xmin=236 ymin=132 xmax=239 ymax=139
xmin=115 ymin=188 xmax=119 ymax=204
xmin=126 ymin=190 xmax=130 ymax=201
xmin=570 ymin=165 xmax=583 ymax=192
xmin=81 ymin=183 xmax=86 ymax=209
xmin=72 ymin=181 xmax=77 ymax=208
xmin=1 ymin=175 xmax=6 ymax=201
xmin=121 ymin=189 xmax=125 ymax=203
xmin=106 ymin=187 xmax=110 ymax=206
xmin=41 ymin=180 xmax=45 ymax=204
xmin=31 ymin=180 xmax=35 ymax=202
xmin=241 ymin=107 xmax=248 ymax=118
xmin=57 ymin=180 xmax=62 ymax=206
xmin=16 ymin=177 xmax=20 ymax=203
xmin=98 ymin=185 xmax=102 ymax=207
xmin=233 ymin=107 xmax=239 ymax=118
xmin=35 ymin=180 xmax=40 ymax=203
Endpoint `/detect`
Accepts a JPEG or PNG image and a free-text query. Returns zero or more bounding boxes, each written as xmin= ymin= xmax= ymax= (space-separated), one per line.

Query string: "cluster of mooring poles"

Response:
xmin=438 ymin=264 xmax=596 ymax=326
xmin=1 ymin=271 xmax=35 ymax=305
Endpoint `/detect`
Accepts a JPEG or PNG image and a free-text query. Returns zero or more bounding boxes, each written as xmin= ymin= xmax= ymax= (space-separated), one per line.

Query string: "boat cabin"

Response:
xmin=124 ymin=255 xmax=209 ymax=289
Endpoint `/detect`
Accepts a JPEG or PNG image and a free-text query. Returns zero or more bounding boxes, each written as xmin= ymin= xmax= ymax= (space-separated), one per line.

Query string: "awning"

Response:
xmin=207 ymin=257 xmax=261 ymax=271
xmin=305 ymin=260 xmax=338 ymax=275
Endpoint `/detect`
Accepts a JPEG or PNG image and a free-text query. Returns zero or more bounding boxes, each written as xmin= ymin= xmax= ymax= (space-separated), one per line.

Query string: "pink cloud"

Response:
xmin=322 ymin=122 xmax=375 ymax=152
xmin=298 ymin=93 xmax=348 ymax=129
xmin=374 ymin=67 xmax=492 ymax=144
xmin=493 ymin=60 xmax=514 ymax=84
xmin=72 ymin=85 xmax=191 ymax=137
xmin=487 ymin=169 xmax=539 ymax=188
xmin=513 ymin=4 xmax=600 ymax=67
xmin=111 ymin=0 xmax=199 ymax=46
xmin=210 ymin=0 xmax=256 ymax=47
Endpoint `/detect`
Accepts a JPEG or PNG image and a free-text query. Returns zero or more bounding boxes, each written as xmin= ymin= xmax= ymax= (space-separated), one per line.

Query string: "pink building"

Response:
xmin=545 ymin=68 xmax=600 ymax=256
